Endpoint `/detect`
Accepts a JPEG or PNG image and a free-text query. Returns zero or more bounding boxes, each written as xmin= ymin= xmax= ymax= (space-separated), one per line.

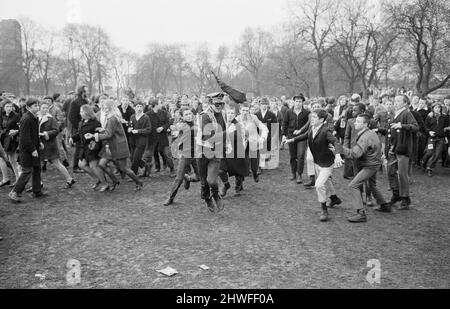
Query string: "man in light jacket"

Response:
xmin=336 ymin=114 xmax=391 ymax=223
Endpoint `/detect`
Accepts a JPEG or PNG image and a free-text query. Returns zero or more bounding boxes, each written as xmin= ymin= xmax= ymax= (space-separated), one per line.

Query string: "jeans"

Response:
xmin=197 ymin=156 xmax=220 ymax=200
xmin=157 ymin=144 xmax=174 ymax=170
xmin=349 ymin=167 xmax=386 ymax=210
xmin=130 ymin=144 xmax=147 ymax=174
xmin=168 ymin=156 xmax=197 ymax=200
xmin=288 ymin=140 xmax=307 ymax=176
xmin=13 ymin=165 xmax=42 ymax=195
xmin=246 ymin=146 xmax=260 ymax=177
xmin=388 ymin=154 xmax=410 ymax=198
xmin=73 ymin=142 xmax=83 ymax=170
xmin=422 ymin=138 xmax=446 ymax=170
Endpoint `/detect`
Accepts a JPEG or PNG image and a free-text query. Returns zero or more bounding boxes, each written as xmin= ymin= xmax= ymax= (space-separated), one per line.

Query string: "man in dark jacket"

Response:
xmin=129 ymin=101 xmax=152 ymax=175
xmin=421 ymin=103 xmax=450 ymax=176
xmin=386 ymin=95 xmax=418 ymax=210
xmin=282 ymin=95 xmax=310 ymax=183
xmin=336 ymin=114 xmax=390 ymax=222
xmin=294 ymin=109 xmax=343 ymax=222
xmin=156 ymin=101 xmax=175 ymax=177
xmin=9 ymin=98 xmax=46 ymax=202
xmin=68 ymin=86 xmax=88 ymax=173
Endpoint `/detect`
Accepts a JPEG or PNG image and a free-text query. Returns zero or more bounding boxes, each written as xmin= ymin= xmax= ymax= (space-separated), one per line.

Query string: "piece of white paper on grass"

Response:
xmin=156 ymin=267 xmax=178 ymax=277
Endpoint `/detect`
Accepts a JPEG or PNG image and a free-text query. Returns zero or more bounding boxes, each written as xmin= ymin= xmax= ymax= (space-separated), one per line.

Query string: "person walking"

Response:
xmin=128 ymin=101 xmax=152 ymax=175
xmin=164 ymin=108 xmax=200 ymax=206
xmin=68 ymin=86 xmax=89 ymax=173
xmin=219 ymin=107 xmax=249 ymax=198
xmin=288 ymin=109 xmax=343 ymax=222
xmin=9 ymin=98 xmax=47 ymax=202
xmin=282 ymin=95 xmax=311 ymax=184
xmin=196 ymin=93 xmax=227 ymax=212
xmin=39 ymin=102 xmax=75 ymax=189
xmin=335 ymin=114 xmax=391 ymax=222
xmin=421 ymin=103 xmax=450 ymax=177
xmin=0 ymin=100 xmax=21 ymax=186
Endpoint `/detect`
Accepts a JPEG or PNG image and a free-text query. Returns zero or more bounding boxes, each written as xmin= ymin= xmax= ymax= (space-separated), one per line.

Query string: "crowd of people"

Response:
xmin=1 ymin=86 xmax=449 ymax=224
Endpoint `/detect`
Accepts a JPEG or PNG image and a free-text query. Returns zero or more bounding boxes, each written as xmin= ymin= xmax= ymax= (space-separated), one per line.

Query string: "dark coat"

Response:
xmin=308 ymin=124 xmax=337 ymax=168
xmin=425 ymin=114 xmax=449 ymax=138
xmin=68 ymin=96 xmax=88 ymax=133
xmin=282 ymin=107 xmax=310 ymax=139
xmin=156 ymin=109 xmax=172 ymax=147
xmin=129 ymin=114 xmax=152 ymax=148
xmin=255 ymin=110 xmax=278 ymax=151
xmin=18 ymin=111 xmax=40 ymax=168
xmin=220 ymin=119 xmax=249 ymax=177
xmin=145 ymin=109 xmax=160 ymax=146
xmin=118 ymin=104 xmax=135 ymax=141
xmin=388 ymin=109 xmax=419 ymax=158
xmin=0 ymin=110 xmax=20 ymax=153
xmin=97 ymin=115 xmax=130 ymax=160
xmin=39 ymin=115 xmax=60 ymax=161
xmin=72 ymin=118 xmax=102 ymax=163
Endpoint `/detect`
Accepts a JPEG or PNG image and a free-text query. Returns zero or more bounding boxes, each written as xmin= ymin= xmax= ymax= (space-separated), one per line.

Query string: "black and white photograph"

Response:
xmin=0 ymin=0 xmax=449 ymax=292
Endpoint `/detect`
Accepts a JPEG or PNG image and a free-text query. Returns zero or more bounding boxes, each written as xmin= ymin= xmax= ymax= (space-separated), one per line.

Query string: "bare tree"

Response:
xmin=331 ymin=0 xmax=397 ymax=96
xmin=290 ymin=0 xmax=339 ymax=96
xmin=18 ymin=17 xmax=40 ymax=95
xmin=235 ymin=27 xmax=273 ymax=96
xmin=35 ymin=29 xmax=55 ymax=95
xmin=138 ymin=43 xmax=176 ymax=95
xmin=63 ymin=24 xmax=112 ymax=95
xmin=387 ymin=0 xmax=450 ymax=96
xmin=188 ymin=44 xmax=214 ymax=94
xmin=267 ymin=34 xmax=315 ymax=97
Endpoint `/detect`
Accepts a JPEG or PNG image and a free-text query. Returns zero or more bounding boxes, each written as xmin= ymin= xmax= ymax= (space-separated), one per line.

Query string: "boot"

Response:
xmin=348 ymin=209 xmax=367 ymax=223
xmin=163 ymin=198 xmax=174 ymax=206
xmin=296 ymin=175 xmax=303 ymax=184
xmin=214 ymin=194 xmax=225 ymax=212
xmin=375 ymin=203 xmax=392 ymax=213
xmin=399 ymin=197 xmax=411 ymax=210
xmin=290 ymin=173 xmax=296 ymax=181
xmin=390 ymin=193 xmax=402 ymax=205
xmin=169 ymin=168 xmax=176 ymax=178
xmin=220 ymin=182 xmax=231 ymax=198
xmin=320 ymin=203 xmax=329 ymax=222
xmin=328 ymin=195 xmax=342 ymax=208
xmin=304 ymin=175 xmax=315 ymax=189
xmin=183 ymin=174 xmax=191 ymax=190
xmin=366 ymin=196 xmax=374 ymax=207
xmin=205 ymin=197 xmax=215 ymax=213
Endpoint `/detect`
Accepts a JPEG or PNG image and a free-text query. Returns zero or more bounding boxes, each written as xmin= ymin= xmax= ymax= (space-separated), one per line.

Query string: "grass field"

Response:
xmin=0 ymin=150 xmax=449 ymax=289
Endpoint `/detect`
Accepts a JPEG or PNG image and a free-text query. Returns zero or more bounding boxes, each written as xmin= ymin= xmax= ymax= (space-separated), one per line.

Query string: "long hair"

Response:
xmin=103 ymin=99 xmax=123 ymax=120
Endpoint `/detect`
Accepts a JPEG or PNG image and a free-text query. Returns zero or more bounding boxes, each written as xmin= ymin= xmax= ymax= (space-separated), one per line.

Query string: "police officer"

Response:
xmin=196 ymin=93 xmax=227 ymax=212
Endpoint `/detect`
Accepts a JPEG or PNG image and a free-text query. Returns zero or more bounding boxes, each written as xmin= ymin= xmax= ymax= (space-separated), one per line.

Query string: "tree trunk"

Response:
xmin=348 ymin=79 xmax=355 ymax=94
xmin=25 ymin=77 xmax=31 ymax=96
xmin=317 ymin=57 xmax=326 ymax=97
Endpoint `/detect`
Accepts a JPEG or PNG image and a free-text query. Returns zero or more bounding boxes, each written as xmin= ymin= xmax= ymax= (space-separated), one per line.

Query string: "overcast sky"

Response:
xmin=0 ymin=0 xmax=288 ymax=53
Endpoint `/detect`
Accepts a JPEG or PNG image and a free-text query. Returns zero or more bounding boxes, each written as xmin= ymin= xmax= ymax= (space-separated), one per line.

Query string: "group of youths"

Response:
xmin=1 ymin=88 xmax=449 ymax=224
